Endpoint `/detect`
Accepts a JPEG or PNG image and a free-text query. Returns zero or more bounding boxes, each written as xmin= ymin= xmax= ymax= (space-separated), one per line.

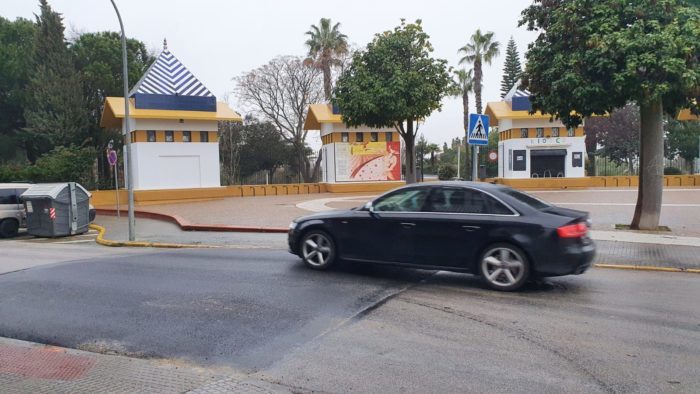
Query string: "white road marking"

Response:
xmin=296 ymin=195 xmax=375 ymax=212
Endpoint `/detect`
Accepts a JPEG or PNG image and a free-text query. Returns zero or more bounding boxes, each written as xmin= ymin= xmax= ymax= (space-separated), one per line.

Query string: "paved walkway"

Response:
xmin=0 ymin=337 xmax=288 ymax=393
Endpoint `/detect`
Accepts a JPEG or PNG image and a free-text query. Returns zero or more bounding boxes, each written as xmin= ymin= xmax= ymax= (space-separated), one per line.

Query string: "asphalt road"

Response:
xmin=0 ymin=246 xmax=699 ymax=392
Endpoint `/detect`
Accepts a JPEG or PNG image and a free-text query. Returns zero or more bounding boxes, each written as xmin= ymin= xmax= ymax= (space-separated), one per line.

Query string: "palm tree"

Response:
xmin=305 ymin=18 xmax=348 ymax=101
xmin=458 ymin=29 xmax=500 ymax=114
xmin=452 ymin=69 xmax=474 ymax=135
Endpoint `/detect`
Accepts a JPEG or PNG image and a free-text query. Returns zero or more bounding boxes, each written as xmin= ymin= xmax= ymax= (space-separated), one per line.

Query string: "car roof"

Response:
xmin=0 ymin=183 xmax=34 ymax=189
xmin=404 ymin=181 xmax=509 ymax=191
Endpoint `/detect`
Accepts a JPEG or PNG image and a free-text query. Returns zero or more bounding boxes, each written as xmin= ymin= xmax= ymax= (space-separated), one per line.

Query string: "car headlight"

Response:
xmin=289 ymin=221 xmax=298 ymax=230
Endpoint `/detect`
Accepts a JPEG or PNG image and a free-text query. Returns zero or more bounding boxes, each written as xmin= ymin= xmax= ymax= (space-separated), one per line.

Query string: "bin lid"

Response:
xmin=20 ymin=183 xmax=92 ymax=199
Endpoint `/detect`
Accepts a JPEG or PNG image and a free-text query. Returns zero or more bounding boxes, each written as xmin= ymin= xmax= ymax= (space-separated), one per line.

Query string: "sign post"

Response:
xmin=467 ymin=114 xmax=490 ymax=181
xmin=107 ymin=140 xmax=119 ymax=217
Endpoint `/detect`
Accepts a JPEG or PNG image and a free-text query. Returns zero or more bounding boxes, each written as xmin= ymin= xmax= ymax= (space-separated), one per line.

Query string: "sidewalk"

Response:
xmin=0 ymin=337 xmax=288 ymax=394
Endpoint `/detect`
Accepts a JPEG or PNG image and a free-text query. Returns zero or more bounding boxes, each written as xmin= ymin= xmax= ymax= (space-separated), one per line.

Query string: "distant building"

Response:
xmin=486 ymin=86 xmax=587 ymax=179
xmin=304 ymin=104 xmax=402 ymax=183
xmin=101 ymin=41 xmax=241 ymax=190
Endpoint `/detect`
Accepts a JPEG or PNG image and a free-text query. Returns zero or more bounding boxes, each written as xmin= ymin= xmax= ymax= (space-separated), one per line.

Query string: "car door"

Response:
xmin=338 ymin=187 xmax=429 ymax=264
xmin=414 ymin=187 xmax=517 ymax=269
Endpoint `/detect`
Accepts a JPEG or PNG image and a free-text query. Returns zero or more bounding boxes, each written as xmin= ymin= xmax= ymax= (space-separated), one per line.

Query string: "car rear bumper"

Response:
xmin=534 ymin=239 xmax=596 ymax=277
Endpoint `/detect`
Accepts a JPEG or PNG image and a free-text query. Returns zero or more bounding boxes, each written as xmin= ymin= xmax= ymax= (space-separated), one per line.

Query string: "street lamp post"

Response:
xmin=109 ymin=0 xmax=135 ymax=241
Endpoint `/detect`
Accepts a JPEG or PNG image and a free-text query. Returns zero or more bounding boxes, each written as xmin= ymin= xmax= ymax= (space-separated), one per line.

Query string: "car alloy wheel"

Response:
xmin=301 ymin=231 xmax=336 ymax=270
xmin=480 ymin=244 xmax=529 ymax=291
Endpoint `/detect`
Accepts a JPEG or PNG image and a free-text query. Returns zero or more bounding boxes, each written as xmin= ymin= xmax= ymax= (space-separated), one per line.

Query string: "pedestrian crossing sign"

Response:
xmin=468 ymin=114 xmax=489 ymax=145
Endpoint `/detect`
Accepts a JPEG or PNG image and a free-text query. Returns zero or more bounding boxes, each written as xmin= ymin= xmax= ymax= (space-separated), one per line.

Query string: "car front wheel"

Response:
xmin=0 ymin=219 xmax=19 ymax=238
xmin=479 ymin=243 xmax=530 ymax=291
xmin=300 ymin=230 xmax=336 ymax=270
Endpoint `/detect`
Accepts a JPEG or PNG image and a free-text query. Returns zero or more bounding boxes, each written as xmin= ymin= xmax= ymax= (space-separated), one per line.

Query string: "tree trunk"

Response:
xmin=322 ymin=59 xmax=332 ymax=101
xmin=631 ymin=99 xmax=664 ymax=230
xmin=474 ymin=58 xmax=483 ymax=115
xmin=404 ymin=120 xmax=416 ymax=184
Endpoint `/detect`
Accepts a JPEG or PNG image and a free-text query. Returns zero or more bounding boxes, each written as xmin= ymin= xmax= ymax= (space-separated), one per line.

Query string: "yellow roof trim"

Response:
xmin=678 ymin=108 xmax=699 ymax=121
xmin=304 ymin=103 xmax=343 ymax=130
xmin=485 ymin=101 xmax=555 ymax=127
xmin=100 ymin=97 xmax=242 ymax=128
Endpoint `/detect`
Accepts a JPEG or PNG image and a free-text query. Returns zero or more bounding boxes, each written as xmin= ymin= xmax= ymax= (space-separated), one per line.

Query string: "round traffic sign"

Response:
xmin=107 ymin=149 xmax=118 ymax=166
xmin=488 ymin=150 xmax=498 ymax=162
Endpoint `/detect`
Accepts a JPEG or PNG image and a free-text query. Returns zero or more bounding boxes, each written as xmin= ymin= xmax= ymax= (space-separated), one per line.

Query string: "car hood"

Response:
xmin=294 ymin=208 xmax=359 ymax=222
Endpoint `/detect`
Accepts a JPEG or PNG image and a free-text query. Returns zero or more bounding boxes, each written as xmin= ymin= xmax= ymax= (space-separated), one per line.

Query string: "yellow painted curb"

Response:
xmin=89 ymin=224 xmax=219 ymax=249
xmin=594 ymin=263 xmax=700 ymax=274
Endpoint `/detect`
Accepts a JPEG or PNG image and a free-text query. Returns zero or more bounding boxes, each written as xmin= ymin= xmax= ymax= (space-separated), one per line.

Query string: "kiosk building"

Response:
xmin=101 ymin=41 xmax=241 ymax=190
xmin=486 ymin=86 xmax=587 ymax=179
xmin=304 ymin=104 xmax=402 ymax=183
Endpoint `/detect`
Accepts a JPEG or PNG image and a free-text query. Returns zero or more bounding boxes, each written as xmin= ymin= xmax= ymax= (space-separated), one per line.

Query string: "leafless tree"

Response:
xmin=233 ymin=56 xmax=324 ymax=182
xmin=218 ymin=120 xmax=242 ymax=185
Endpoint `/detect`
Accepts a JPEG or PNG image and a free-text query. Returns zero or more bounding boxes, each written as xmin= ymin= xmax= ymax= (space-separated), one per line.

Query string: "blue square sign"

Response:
xmin=468 ymin=114 xmax=489 ymax=145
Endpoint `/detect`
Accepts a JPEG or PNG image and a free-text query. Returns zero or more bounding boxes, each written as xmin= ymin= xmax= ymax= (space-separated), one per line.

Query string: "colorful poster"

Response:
xmin=335 ymin=141 xmax=400 ymax=182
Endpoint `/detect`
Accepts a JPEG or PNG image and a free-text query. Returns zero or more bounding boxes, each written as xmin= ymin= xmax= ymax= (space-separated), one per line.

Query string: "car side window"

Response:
xmin=373 ymin=189 xmax=429 ymax=212
xmin=424 ymin=188 xmax=513 ymax=215
xmin=0 ymin=189 xmax=16 ymax=205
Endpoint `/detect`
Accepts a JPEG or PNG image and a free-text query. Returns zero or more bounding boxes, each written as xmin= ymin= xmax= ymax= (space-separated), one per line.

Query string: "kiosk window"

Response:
xmin=355 ymin=132 xmax=363 ymax=142
xmin=567 ymin=128 xmax=575 ymax=137
xmin=341 ymin=132 xmax=349 ymax=142
xmin=165 ymin=130 xmax=174 ymax=142
xmin=572 ymin=152 xmax=583 ymax=167
xmin=200 ymin=131 xmax=209 ymax=142
xmin=552 ymin=127 xmax=560 ymax=137
xmin=520 ymin=128 xmax=528 ymax=138
xmin=370 ymin=132 xmax=378 ymax=142
xmin=513 ymin=150 xmax=527 ymax=171
xmin=147 ymin=130 xmax=156 ymax=142
xmin=536 ymin=128 xmax=544 ymax=138
xmin=386 ymin=132 xmax=393 ymax=142
xmin=182 ymin=131 xmax=191 ymax=142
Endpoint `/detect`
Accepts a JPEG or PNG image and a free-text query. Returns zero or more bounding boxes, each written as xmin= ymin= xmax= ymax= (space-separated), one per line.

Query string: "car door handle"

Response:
xmin=461 ymin=225 xmax=481 ymax=231
xmin=400 ymin=222 xmax=416 ymax=228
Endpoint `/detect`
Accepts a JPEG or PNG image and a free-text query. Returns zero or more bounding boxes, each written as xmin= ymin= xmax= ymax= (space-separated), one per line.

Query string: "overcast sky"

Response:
xmin=5 ymin=0 xmax=538 ymax=148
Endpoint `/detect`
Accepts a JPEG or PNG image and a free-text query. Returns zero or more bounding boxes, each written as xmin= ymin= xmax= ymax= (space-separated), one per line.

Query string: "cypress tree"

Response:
xmin=500 ymin=37 xmax=522 ymax=98
xmin=24 ymin=0 xmax=87 ymax=162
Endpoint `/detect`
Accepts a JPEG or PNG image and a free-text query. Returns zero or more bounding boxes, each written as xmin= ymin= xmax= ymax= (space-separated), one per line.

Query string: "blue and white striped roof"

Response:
xmin=130 ymin=47 xmax=213 ymax=98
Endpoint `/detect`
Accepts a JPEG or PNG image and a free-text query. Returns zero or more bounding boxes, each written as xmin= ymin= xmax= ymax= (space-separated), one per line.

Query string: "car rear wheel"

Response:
xmin=0 ymin=219 xmax=19 ymax=238
xmin=300 ymin=230 xmax=336 ymax=270
xmin=479 ymin=243 xmax=530 ymax=291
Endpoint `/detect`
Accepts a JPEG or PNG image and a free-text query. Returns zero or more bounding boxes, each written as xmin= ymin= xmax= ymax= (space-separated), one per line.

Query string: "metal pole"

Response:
xmin=114 ymin=163 xmax=120 ymax=218
xmin=110 ymin=0 xmax=135 ymax=241
xmin=457 ymin=142 xmax=461 ymax=179
xmin=472 ymin=145 xmax=478 ymax=181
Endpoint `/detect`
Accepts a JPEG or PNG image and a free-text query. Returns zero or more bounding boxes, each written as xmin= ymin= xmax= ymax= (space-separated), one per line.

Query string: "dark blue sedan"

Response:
xmin=288 ymin=182 xmax=595 ymax=291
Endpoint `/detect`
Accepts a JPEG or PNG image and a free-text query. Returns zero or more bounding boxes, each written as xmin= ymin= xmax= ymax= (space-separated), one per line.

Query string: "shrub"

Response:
xmin=0 ymin=146 xmax=96 ymax=188
xmin=663 ymin=167 xmax=682 ymax=175
xmin=437 ymin=164 xmax=457 ymax=180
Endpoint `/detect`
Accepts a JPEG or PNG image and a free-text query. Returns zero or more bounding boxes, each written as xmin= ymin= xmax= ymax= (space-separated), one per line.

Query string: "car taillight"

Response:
xmin=557 ymin=222 xmax=588 ymax=238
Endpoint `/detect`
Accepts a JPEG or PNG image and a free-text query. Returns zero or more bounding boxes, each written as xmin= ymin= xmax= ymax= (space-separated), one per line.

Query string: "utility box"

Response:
xmin=21 ymin=183 xmax=91 ymax=237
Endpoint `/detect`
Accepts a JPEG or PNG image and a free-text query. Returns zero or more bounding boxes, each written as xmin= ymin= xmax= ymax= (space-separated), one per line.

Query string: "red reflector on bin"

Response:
xmin=49 ymin=207 xmax=56 ymax=220
xmin=557 ymin=222 xmax=588 ymax=238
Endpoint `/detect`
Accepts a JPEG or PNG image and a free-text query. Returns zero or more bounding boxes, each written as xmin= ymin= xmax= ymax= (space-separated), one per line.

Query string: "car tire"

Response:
xmin=0 ymin=219 xmax=19 ymax=238
xmin=300 ymin=230 xmax=336 ymax=270
xmin=478 ymin=243 xmax=530 ymax=291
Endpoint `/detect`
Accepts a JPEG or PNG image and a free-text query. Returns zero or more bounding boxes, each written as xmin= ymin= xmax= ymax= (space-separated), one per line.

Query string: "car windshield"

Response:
xmin=501 ymin=188 xmax=551 ymax=210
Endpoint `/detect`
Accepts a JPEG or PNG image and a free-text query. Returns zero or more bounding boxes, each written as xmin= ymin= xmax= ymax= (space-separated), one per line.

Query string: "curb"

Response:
xmin=594 ymin=263 xmax=700 ymax=274
xmin=89 ymin=224 xmax=220 ymax=249
xmin=95 ymin=208 xmax=288 ymax=233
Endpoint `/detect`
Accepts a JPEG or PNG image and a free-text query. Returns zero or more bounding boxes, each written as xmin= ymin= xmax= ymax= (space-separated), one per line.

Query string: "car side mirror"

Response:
xmin=364 ymin=201 xmax=375 ymax=213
